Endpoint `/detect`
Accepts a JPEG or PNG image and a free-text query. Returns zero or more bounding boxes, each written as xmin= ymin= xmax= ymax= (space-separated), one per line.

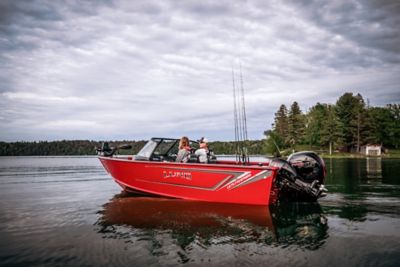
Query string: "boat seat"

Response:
xmin=187 ymin=154 xmax=199 ymax=163
xmin=186 ymin=151 xmax=217 ymax=164
xmin=208 ymin=154 xmax=217 ymax=164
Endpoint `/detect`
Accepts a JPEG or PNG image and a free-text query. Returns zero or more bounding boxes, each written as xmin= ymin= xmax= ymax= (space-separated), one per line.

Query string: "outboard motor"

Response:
xmin=287 ymin=151 xmax=326 ymax=184
xmin=272 ymin=151 xmax=327 ymax=202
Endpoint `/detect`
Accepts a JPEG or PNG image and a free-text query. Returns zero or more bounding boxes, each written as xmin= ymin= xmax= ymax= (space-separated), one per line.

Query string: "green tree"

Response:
xmin=335 ymin=92 xmax=366 ymax=151
xmin=287 ymin=101 xmax=305 ymax=149
xmin=273 ymin=104 xmax=289 ymax=145
xmin=304 ymin=103 xmax=326 ymax=147
xmin=263 ymin=129 xmax=285 ymax=156
xmin=387 ymin=104 xmax=400 ymax=148
xmin=364 ymin=107 xmax=391 ymax=146
xmin=354 ymin=94 xmax=367 ymax=152
xmin=320 ymin=104 xmax=342 ymax=154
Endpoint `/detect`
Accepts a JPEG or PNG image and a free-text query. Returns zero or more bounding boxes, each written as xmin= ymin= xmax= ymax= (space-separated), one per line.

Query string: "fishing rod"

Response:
xmin=231 ymin=64 xmax=249 ymax=164
xmin=231 ymin=67 xmax=240 ymax=163
xmin=239 ymin=64 xmax=249 ymax=163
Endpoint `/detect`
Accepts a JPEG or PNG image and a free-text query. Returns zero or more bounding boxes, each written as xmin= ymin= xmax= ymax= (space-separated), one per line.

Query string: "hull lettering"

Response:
xmin=163 ymin=170 xmax=192 ymax=180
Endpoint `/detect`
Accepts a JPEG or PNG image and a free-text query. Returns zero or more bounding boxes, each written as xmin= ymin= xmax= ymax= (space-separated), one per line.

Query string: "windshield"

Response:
xmin=136 ymin=140 xmax=157 ymax=158
xmin=153 ymin=139 xmax=177 ymax=156
xmin=135 ymin=138 xmax=198 ymax=161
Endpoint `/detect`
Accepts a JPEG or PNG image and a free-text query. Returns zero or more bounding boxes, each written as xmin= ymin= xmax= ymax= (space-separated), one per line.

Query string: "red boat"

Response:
xmin=98 ymin=137 xmax=327 ymax=205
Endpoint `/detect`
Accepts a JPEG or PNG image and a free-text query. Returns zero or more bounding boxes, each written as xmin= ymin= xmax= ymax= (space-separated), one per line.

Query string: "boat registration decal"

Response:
xmin=163 ymin=170 xmax=192 ymax=180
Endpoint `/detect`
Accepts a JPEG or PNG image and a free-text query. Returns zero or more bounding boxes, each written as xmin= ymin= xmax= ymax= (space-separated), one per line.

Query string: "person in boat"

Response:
xmin=176 ymin=136 xmax=191 ymax=163
xmin=195 ymin=137 xmax=209 ymax=163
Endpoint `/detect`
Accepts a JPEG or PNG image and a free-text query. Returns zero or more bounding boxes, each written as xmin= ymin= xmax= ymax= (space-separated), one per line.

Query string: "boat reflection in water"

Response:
xmin=96 ymin=192 xmax=328 ymax=251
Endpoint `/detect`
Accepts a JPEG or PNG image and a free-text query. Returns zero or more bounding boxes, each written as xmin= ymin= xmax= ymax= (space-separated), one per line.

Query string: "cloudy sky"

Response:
xmin=1 ymin=0 xmax=399 ymax=142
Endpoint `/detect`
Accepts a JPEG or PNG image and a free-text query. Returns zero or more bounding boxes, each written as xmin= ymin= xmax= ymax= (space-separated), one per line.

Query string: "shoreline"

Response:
xmin=1 ymin=153 xmax=400 ymax=159
xmin=320 ymin=152 xmax=400 ymax=159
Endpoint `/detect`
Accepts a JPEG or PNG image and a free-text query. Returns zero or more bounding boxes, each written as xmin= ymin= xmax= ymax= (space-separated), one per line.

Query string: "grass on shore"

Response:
xmin=320 ymin=149 xmax=400 ymax=159
xmin=290 ymin=145 xmax=400 ymax=159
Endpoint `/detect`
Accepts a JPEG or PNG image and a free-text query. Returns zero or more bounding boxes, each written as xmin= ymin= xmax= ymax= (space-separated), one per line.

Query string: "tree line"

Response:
xmin=0 ymin=139 xmax=267 ymax=156
xmin=1 ymin=92 xmax=398 ymax=156
xmin=264 ymin=92 xmax=400 ymax=155
xmin=0 ymin=140 xmax=147 ymax=156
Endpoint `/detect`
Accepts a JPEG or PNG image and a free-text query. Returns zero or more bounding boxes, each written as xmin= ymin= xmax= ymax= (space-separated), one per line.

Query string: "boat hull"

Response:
xmin=99 ymin=157 xmax=278 ymax=205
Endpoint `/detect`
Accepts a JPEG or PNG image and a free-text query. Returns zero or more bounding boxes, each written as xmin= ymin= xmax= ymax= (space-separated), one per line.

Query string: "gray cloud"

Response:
xmin=0 ymin=0 xmax=399 ymax=141
xmin=290 ymin=0 xmax=400 ymax=59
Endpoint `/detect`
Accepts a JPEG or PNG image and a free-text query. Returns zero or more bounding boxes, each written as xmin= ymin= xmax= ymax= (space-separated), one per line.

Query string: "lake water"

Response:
xmin=0 ymin=156 xmax=399 ymax=267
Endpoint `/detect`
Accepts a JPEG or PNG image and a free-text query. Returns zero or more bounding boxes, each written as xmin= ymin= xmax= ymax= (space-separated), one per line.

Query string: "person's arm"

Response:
xmin=195 ymin=149 xmax=201 ymax=156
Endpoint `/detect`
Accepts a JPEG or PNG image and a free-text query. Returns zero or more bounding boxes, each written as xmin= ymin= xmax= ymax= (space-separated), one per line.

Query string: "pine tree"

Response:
xmin=387 ymin=104 xmax=400 ymax=148
xmin=364 ymin=107 xmax=391 ymax=146
xmin=320 ymin=104 xmax=342 ymax=155
xmin=287 ymin=101 xmax=305 ymax=149
xmin=304 ymin=103 xmax=326 ymax=147
xmin=335 ymin=92 xmax=366 ymax=151
xmin=353 ymin=94 xmax=367 ymax=152
xmin=273 ymin=104 xmax=289 ymax=145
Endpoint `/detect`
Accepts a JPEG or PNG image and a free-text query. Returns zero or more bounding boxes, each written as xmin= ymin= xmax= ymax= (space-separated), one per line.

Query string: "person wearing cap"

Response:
xmin=195 ymin=137 xmax=209 ymax=163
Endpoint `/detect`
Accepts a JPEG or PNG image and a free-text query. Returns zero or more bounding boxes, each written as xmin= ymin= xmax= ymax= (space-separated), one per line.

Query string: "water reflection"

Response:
xmin=96 ymin=193 xmax=328 ymax=252
xmin=271 ymin=203 xmax=328 ymax=249
xmin=366 ymin=157 xmax=382 ymax=180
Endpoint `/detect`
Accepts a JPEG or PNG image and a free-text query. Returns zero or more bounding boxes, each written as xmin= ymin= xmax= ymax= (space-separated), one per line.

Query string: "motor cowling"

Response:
xmin=269 ymin=158 xmax=298 ymax=183
xmin=271 ymin=151 xmax=327 ymax=202
xmin=287 ymin=151 xmax=326 ymax=184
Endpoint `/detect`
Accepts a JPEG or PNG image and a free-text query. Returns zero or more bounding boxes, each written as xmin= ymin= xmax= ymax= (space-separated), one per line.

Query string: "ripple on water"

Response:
xmin=1 ymin=157 xmax=400 ymax=267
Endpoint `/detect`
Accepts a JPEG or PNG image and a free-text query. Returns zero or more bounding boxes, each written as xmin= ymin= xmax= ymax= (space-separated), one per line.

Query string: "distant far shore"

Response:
xmin=1 ymin=139 xmax=399 ymax=158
